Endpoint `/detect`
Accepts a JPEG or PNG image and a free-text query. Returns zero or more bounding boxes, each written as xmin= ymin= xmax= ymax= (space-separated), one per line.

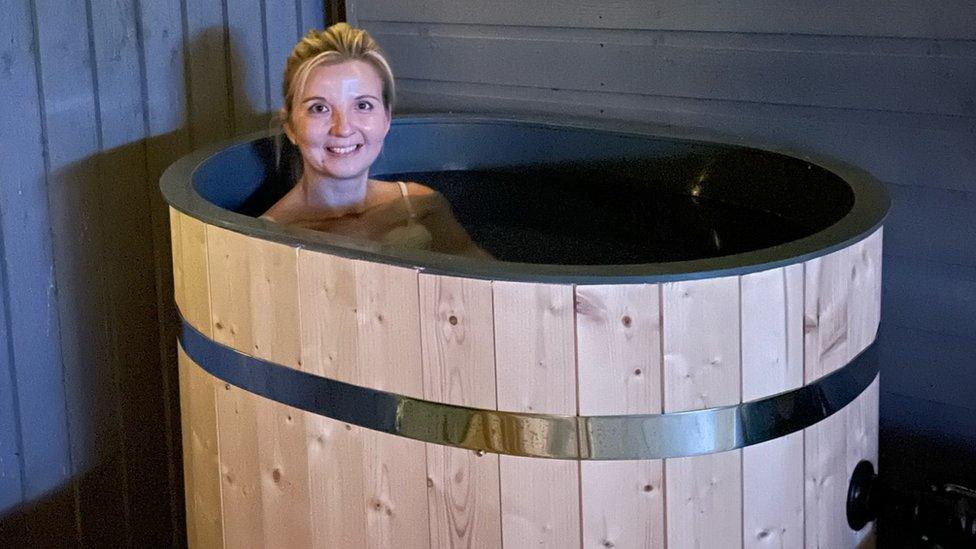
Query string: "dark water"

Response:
xmin=383 ymin=167 xmax=818 ymax=265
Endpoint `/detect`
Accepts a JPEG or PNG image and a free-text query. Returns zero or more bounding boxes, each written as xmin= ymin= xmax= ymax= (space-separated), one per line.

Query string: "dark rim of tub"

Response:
xmin=160 ymin=113 xmax=889 ymax=284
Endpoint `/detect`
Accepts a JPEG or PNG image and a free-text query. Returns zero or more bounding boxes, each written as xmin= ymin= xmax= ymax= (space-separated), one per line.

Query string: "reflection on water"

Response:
xmin=381 ymin=166 xmax=817 ymax=265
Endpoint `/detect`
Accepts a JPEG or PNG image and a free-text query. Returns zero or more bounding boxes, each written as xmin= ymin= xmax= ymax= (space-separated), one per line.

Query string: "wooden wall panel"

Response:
xmin=741 ymin=266 xmax=804 ymax=548
xmin=0 ymin=0 xmax=72 ymax=518
xmin=662 ymin=277 xmax=741 ymax=548
xmin=493 ymin=281 xmax=579 ymax=548
xmin=420 ymin=274 xmax=501 ymax=549
xmin=576 ymin=284 xmax=664 ymax=549
xmin=368 ymin=28 xmax=973 ymax=117
xmin=354 ymin=1 xmax=976 ymax=39
xmin=0 ymin=0 xmax=326 ymax=543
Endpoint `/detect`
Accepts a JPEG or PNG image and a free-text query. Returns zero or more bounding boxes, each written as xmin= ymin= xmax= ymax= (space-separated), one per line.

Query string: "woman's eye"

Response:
xmin=309 ymin=103 xmax=327 ymax=114
xmin=357 ymin=101 xmax=374 ymax=111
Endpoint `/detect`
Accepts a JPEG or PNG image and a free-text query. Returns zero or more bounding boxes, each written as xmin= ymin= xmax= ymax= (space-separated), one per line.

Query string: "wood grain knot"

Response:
xmin=643 ymin=484 xmax=654 ymax=492
xmin=272 ymin=468 xmax=281 ymax=483
xmin=448 ymin=315 xmax=458 ymax=325
xmin=621 ymin=315 xmax=632 ymax=327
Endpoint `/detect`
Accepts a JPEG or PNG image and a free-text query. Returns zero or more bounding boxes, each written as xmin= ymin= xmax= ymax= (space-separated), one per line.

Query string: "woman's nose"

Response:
xmin=330 ymin=110 xmax=352 ymax=136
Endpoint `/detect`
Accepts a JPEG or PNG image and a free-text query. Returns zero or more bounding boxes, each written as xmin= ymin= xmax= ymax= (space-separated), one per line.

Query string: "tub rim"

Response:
xmin=161 ymin=113 xmax=889 ymax=284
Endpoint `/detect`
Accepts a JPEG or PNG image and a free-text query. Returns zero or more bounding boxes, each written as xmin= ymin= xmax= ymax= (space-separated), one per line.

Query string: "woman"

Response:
xmin=263 ymin=23 xmax=487 ymax=258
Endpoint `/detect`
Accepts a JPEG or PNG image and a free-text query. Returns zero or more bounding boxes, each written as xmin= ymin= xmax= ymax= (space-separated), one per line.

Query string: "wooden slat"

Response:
xmin=741 ymin=266 xmax=804 ymax=548
xmin=804 ymin=248 xmax=852 ymax=382
xmin=355 ymin=261 xmax=429 ymax=549
xmin=267 ymin=0 xmax=300 ymax=113
xmin=0 ymin=0 xmax=71 ymax=509
xmin=419 ymin=274 xmax=501 ymax=549
xmin=299 ymin=0 xmax=326 ymax=32
xmin=297 ymin=250 xmax=367 ymax=548
xmin=848 ymin=378 xmax=881 ymax=547
xmin=576 ymin=284 xmax=664 ymax=549
xmin=355 ymin=0 xmax=976 ymax=39
xmin=227 ymin=0 xmax=271 ymax=132
xmin=178 ymin=348 xmax=224 ymax=549
xmin=493 ymin=281 xmax=579 ymax=549
xmin=175 ymin=213 xmax=223 ymax=548
xmin=207 ymin=225 xmax=312 ymax=548
xmin=662 ymin=277 xmax=741 ymax=548
xmin=804 ymin=404 xmax=850 ymax=548
xmin=849 ymin=229 xmax=883 ymax=357
xmin=90 ymin=1 xmax=173 ymax=542
xmin=368 ymin=27 xmax=975 ymax=117
xmin=185 ymin=0 xmax=233 ymax=146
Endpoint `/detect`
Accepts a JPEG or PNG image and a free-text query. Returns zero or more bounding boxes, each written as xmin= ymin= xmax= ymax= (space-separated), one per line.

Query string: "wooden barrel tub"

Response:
xmin=162 ymin=115 xmax=888 ymax=548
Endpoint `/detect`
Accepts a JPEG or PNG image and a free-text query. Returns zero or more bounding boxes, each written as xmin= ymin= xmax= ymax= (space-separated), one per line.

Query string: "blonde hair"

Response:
xmin=281 ymin=23 xmax=395 ymax=123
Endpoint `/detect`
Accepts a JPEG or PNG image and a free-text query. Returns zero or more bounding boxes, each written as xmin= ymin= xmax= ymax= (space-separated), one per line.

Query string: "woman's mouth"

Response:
xmin=326 ymin=144 xmax=362 ymax=155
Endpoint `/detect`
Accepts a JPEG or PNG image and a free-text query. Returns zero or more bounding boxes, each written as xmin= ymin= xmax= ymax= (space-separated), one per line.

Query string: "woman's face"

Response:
xmin=286 ymin=59 xmax=391 ymax=183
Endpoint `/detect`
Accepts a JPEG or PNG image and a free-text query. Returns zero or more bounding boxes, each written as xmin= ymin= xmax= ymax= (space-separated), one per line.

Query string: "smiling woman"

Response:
xmin=263 ymin=23 xmax=487 ymax=257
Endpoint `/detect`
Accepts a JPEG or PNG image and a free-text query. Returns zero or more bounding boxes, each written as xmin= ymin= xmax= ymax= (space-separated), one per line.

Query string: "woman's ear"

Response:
xmin=281 ymin=109 xmax=297 ymax=145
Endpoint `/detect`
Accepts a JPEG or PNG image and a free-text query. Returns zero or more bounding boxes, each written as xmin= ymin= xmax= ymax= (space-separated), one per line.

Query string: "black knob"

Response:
xmin=847 ymin=460 xmax=879 ymax=530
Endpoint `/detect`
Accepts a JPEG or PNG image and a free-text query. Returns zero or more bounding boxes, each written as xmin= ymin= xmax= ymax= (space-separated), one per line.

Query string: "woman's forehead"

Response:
xmin=305 ymin=59 xmax=383 ymax=98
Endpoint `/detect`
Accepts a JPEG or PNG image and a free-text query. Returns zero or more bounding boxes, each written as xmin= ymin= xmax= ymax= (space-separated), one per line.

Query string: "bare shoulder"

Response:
xmin=403 ymin=181 xmax=438 ymax=197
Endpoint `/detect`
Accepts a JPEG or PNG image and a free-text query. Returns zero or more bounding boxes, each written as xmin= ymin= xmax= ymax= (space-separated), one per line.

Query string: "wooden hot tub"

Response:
xmin=162 ymin=115 xmax=888 ymax=548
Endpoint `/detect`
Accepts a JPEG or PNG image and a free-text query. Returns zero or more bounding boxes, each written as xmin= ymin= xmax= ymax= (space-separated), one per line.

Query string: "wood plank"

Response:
xmin=354 ymin=261 xmax=429 ymax=549
xmin=177 ymin=213 xmax=223 ymax=548
xmin=297 ymin=249 xmax=368 ymax=548
xmin=662 ymin=277 xmax=741 ymax=548
xmin=368 ymin=27 xmax=975 ymax=117
xmin=885 ymin=183 xmax=976 ymax=268
xmin=0 ymin=0 xmax=71 ymax=507
xmin=576 ymin=284 xmax=664 ymax=549
xmin=227 ymin=0 xmax=270 ymax=132
xmin=848 ymin=378 xmax=880 ymax=547
xmin=805 ymin=248 xmax=852 ymax=382
xmin=0 ymin=252 xmax=21 ymax=512
xmin=207 ymin=225 xmax=312 ymax=548
xmin=90 ymin=0 xmax=173 ymax=543
xmin=419 ymin=274 xmax=501 ymax=549
xmin=185 ymin=0 xmax=234 ymax=145
xmin=139 ymin=4 xmax=193 ymax=537
xmin=267 ymin=0 xmax=300 ymax=113
xmin=33 ymin=0 xmax=129 ymax=542
xmin=299 ymin=0 xmax=326 ymax=31
xmin=355 ymin=0 xmax=976 ymax=39
xmin=741 ymin=263 xmax=804 ymax=548
xmin=804 ymin=404 xmax=850 ymax=548
xmin=179 ymin=347 xmax=225 ymax=549
xmin=493 ymin=281 xmax=579 ymax=549
xmin=849 ymin=229 xmax=883 ymax=357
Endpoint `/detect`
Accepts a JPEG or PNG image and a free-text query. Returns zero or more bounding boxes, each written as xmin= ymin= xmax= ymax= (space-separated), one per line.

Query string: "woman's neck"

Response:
xmin=300 ymin=173 xmax=371 ymax=216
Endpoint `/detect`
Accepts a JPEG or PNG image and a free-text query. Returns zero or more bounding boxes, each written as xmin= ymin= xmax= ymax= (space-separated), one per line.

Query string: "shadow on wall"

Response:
xmin=0 ymin=27 xmax=280 ymax=546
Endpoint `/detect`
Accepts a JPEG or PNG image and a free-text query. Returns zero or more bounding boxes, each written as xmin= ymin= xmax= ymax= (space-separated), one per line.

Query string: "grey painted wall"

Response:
xmin=0 ymin=0 xmax=324 ymax=545
xmin=350 ymin=1 xmax=976 ymax=484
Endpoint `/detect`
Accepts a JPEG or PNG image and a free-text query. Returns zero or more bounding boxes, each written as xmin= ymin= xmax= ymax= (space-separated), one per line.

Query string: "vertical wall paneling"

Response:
xmin=493 ymin=281 xmax=580 ymax=549
xmin=419 ymin=274 xmax=502 ymax=549
xmin=184 ymin=0 xmax=235 ymax=145
xmin=0 ymin=0 xmax=72 ymax=519
xmin=741 ymin=266 xmax=804 ymax=548
xmin=576 ymin=284 xmax=665 ymax=549
xmin=265 ymin=1 xmax=300 ymax=114
xmin=662 ymin=277 xmax=742 ymax=548
xmin=34 ymin=0 xmax=127 ymax=543
xmin=299 ymin=0 xmax=327 ymax=32
xmin=227 ymin=0 xmax=272 ymax=132
xmin=91 ymin=0 xmax=177 ymax=544
xmin=1 ymin=0 xmax=327 ymax=543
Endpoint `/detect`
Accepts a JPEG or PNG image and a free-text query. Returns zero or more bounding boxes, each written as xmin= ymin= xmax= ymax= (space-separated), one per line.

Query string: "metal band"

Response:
xmin=179 ymin=317 xmax=879 ymax=460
